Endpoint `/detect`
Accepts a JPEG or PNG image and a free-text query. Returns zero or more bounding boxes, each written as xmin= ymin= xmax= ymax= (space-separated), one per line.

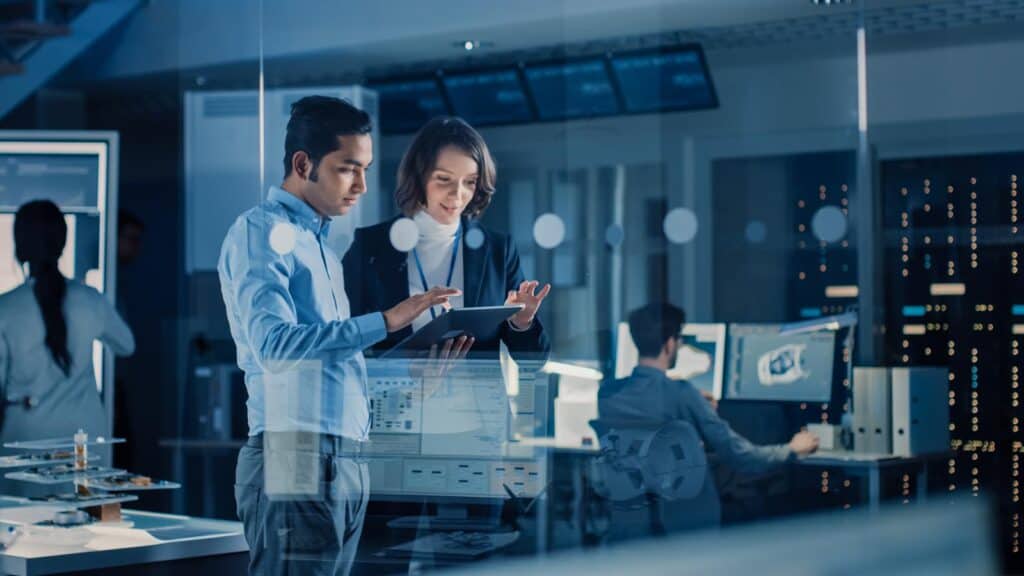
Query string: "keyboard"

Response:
xmin=387 ymin=516 xmax=509 ymax=532
xmin=384 ymin=530 xmax=520 ymax=560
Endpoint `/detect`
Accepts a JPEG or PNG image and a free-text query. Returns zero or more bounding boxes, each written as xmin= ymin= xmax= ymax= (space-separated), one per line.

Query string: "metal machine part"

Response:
xmin=51 ymin=510 xmax=92 ymax=527
xmin=757 ymin=343 xmax=809 ymax=386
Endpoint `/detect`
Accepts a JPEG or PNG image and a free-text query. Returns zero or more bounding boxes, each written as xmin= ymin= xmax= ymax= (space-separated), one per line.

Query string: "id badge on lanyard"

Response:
xmin=411 ymin=225 xmax=461 ymax=320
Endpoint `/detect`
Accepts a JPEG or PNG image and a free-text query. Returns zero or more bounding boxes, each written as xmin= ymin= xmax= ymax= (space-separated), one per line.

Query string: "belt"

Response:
xmin=248 ymin=431 xmax=369 ymax=457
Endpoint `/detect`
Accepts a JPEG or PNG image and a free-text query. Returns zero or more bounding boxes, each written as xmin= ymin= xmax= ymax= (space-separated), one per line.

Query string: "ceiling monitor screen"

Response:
xmin=609 ymin=45 xmax=717 ymax=114
xmin=441 ymin=69 xmax=534 ymax=127
xmin=371 ymin=78 xmax=451 ymax=135
xmin=523 ymin=58 xmax=619 ymax=121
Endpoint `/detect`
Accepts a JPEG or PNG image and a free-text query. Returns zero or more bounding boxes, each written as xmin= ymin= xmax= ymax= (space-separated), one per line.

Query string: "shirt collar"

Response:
xmin=268 ymin=186 xmax=331 ymax=236
xmin=632 ymin=365 xmax=667 ymax=380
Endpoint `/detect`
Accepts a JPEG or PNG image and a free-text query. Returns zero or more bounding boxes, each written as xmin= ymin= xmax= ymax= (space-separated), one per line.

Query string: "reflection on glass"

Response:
xmin=268 ymin=221 xmax=297 ymax=256
xmin=810 ymin=205 xmax=848 ymax=244
xmin=604 ymin=224 xmax=625 ymax=248
xmin=364 ymin=358 xmax=548 ymax=501
xmin=745 ymin=220 xmax=767 ymax=245
xmin=662 ymin=207 xmax=698 ymax=245
xmin=389 ymin=217 xmax=419 ymax=252
xmin=532 ymin=213 xmax=566 ymax=250
xmin=465 ymin=226 xmax=486 ymax=250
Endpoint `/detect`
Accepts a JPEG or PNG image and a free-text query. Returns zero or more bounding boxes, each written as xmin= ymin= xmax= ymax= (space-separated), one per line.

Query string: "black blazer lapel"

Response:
xmin=370 ymin=221 xmax=413 ymax=341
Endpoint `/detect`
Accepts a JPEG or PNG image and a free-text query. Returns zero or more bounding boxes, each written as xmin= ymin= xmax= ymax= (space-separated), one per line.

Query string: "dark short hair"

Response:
xmin=283 ymin=96 xmax=372 ymax=180
xmin=394 ymin=117 xmax=496 ymax=219
xmin=628 ymin=303 xmax=686 ymax=358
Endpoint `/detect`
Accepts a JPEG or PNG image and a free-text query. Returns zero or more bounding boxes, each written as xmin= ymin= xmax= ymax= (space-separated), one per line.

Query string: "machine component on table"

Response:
xmin=73 ymin=430 xmax=87 ymax=471
xmin=3 ymin=434 xmax=125 ymax=451
xmin=0 ymin=450 xmax=94 ymax=468
xmin=86 ymin=474 xmax=181 ymax=492
xmin=50 ymin=510 xmax=92 ymax=527
xmin=5 ymin=464 xmax=124 ymax=484
xmin=29 ymin=492 xmax=137 ymax=507
xmin=2 ymin=429 xmax=179 ymax=524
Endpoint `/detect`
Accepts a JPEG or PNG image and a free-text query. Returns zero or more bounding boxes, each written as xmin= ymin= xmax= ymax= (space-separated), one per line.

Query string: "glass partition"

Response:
xmin=3 ymin=0 xmax=1017 ymax=574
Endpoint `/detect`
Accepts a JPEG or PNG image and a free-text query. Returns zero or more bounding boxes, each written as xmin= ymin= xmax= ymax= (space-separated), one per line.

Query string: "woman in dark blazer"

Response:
xmin=344 ymin=117 xmax=550 ymax=360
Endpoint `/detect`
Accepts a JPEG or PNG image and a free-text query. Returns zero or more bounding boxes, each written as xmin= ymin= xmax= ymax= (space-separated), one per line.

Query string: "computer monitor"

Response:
xmin=724 ymin=324 xmax=839 ymax=403
xmin=370 ymin=77 xmax=450 ymax=135
xmin=363 ymin=357 xmax=548 ymax=502
xmin=522 ymin=58 xmax=619 ymax=121
xmin=608 ymin=44 xmax=717 ymax=114
xmin=614 ymin=322 xmax=726 ymax=400
xmin=441 ymin=69 xmax=534 ymax=127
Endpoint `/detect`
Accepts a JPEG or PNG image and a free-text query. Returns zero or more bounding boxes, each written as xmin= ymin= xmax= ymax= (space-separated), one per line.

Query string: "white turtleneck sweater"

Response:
xmin=408 ymin=210 xmax=465 ymax=331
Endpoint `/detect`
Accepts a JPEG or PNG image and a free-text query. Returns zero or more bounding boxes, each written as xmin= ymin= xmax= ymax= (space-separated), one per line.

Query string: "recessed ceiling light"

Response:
xmin=811 ymin=0 xmax=852 ymax=5
xmin=452 ymin=40 xmax=492 ymax=52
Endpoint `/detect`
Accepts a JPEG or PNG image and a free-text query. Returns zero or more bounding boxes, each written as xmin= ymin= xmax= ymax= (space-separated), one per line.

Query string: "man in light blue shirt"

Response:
xmin=219 ymin=96 xmax=458 ymax=576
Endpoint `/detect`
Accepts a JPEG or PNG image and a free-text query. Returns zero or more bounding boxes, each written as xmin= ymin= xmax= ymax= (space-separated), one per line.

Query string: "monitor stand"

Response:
xmin=387 ymin=503 xmax=511 ymax=533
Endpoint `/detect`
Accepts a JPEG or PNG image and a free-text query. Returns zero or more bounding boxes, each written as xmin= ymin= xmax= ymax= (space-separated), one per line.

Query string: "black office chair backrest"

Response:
xmin=589 ymin=418 xmax=707 ymax=503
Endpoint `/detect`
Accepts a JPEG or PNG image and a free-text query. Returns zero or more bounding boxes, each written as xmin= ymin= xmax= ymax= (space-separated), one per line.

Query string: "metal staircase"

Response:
xmin=0 ymin=0 xmax=142 ymax=119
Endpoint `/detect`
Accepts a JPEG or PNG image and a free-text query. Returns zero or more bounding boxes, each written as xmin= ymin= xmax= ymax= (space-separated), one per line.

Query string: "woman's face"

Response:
xmin=422 ymin=146 xmax=478 ymax=225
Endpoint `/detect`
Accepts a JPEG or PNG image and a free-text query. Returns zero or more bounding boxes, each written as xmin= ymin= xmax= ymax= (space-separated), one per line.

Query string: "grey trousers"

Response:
xmin=234 ymin=434 xmax=370 ymax=576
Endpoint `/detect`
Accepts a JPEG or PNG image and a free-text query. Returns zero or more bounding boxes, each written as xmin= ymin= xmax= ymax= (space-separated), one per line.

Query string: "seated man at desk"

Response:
xmin=597 ymin=302 xmax=819 ymax=539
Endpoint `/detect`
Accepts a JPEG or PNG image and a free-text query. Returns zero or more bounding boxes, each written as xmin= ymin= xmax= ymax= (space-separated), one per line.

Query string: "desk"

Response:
xmin=0 ymin=497 xmax=247 ymax=575
xmin=798 ymin=451 xmax=951 ymax=511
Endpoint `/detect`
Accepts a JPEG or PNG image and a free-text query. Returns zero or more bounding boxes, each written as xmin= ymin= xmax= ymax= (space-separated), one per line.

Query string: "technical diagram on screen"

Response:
xmin=725 ymin=324 xmax=836 ymax=402
xmin=362 ymin=358 xmax=548 ymax=501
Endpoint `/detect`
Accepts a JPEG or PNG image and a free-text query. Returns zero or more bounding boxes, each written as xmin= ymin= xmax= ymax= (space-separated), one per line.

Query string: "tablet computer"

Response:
xmin=380 ymin=305 xmax=524 ymax=358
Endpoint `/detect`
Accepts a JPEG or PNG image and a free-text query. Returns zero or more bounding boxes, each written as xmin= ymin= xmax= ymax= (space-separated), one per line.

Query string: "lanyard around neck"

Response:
xmin=412 ymin=224 xmax=461 ymax=320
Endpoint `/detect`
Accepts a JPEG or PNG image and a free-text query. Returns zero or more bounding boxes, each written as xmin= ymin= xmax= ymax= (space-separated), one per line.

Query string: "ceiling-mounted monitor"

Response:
xmin=370 ymin=77 xmax=450 ymax=135
xmin=523 ymin=58 xmax=619 ymax=121
xmin=441 ymin=68 xmax=534 ymax=127
xmin=609 ymin=44 xmax=717 ymax=114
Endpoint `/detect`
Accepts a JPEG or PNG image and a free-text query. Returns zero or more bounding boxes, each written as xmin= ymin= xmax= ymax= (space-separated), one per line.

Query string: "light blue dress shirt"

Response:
xmin=218 ymin=186 xmax=387 ymax=440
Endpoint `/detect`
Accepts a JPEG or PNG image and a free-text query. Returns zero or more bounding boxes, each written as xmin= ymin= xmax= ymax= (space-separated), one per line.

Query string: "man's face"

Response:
xmin=301 ymin=133 xmax=373 ymax=218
